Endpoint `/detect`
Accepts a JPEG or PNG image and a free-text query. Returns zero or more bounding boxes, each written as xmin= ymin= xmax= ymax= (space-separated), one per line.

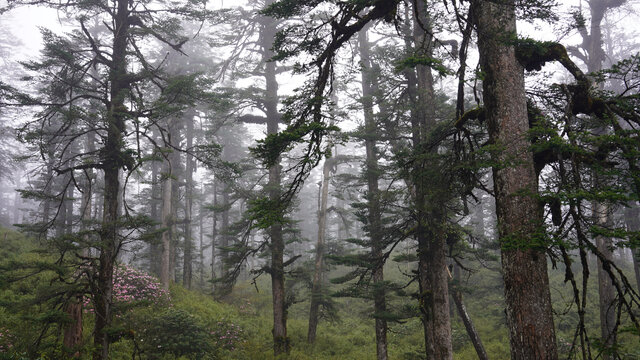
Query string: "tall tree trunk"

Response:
xmin=410 ymin=3 xmax=453 ymax=358
xmin=578 ymin=2 xmax=624 ymax=355
xmin=595 ymin=201 xmax=617 ymax=356
xmin=211 ymin=180 xmax=218 ymax=292
xmin=92 ymin=0 xmax=129 ymax=358
xmin=63 ymin=132 xmax=95 ymax=356
xmin=307 ymin=157 xmax=331 ymax=344
xmin=149 ymin=128 xmax=161 ymax=276
xmin=199 ymin=184 xmax=205 ymax=288
xmin=160 ymin=120 xmax=174 ymax=290
xmin=170 ymin=138 xmax=181 ymax=283
xmin=260 ymin=4 xmax=288 ymax=353
xmin=183 ymin=112 xmax=195 ymax=289
xmin=471 ymin=1 xmax=558 ymax=358
xmin=358 ymin=27 xmax=388 ymax=360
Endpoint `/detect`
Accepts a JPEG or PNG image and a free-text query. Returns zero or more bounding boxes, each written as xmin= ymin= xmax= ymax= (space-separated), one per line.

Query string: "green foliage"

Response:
xmin=395 ymin=55 xmax=453 ymax=76
xmin=135 ymin=308 xmax=212 ymax=359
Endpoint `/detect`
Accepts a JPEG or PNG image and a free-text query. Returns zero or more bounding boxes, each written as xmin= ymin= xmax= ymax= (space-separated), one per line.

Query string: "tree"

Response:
xmin=3 ymin=0 xmax=210 ymax=357
xmin=471 ymin=0 xmax=558 ymax=358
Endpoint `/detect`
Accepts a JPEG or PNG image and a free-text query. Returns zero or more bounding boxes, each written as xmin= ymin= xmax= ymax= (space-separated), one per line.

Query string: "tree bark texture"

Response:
xmin=410 ymin=3 xmax=453 ymax=358
xmin=472 ymin=1 xmax=558 ymax=358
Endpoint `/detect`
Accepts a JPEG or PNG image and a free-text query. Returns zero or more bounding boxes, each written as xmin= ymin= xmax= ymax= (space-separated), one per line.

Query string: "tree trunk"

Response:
xmin=410 ymin=3 xmax=453 ymax=358
xmin=149 ymin=128 xmax=161 ymax=277
xmin=92 ymin=0 xmax=129 ymax=357
xmin=471 ymin=1 xmax=558 ymax=358
xmin=211 ymin=180 xmax=218 ymax=292
xmin=307 ymin=157 xmax=331 ymax=344
xmin=62 ymin=298 xmax=83 ymax=357
xmin=358 ymin=27 xmax=388 ymax=360
xmin=160 ymin=121 xmax=174 ymax=290
xmin=260 ymin=3 xmax=288 ymax=353
xmin=183 ymin=112 xmax=195 ymax=289
xmin=451 ymin=281 xmax=489 ymax=360
xmin=199 ymin=184 xmax=205 ymax=288
xmin=63 ymin=132 xmax=95 ymax=356
xmin=579 ymin=2 xmax=624 ymax=355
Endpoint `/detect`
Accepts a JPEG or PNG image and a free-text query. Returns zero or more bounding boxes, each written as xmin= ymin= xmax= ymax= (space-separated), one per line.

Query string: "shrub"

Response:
xmin=84 ymin=264 xmax=170 ymax=312
xmin=136 ymin=308 xmax=212 ymax=359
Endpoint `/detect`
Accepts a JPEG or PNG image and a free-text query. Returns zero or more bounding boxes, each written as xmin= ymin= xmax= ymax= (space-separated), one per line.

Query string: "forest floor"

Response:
xmin=0 ymin=225 xmax=639 ymax=359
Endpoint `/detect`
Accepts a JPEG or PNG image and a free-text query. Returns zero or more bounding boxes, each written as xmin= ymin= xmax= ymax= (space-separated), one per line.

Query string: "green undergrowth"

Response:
xmin=1 ymin=224 xmax=639 ymax=359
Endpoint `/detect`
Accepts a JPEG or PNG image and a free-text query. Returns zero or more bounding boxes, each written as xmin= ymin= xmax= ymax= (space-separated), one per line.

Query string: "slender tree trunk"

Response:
xmin=596 ymin=201 xmax=617 ymax=355
xmin=451 ymin=277 xmax=489 ymax=360
xmin=221 ymin=181 xmax=230 ymax=283
xmin=170 ymin=139 xmax=181 ymax=284
xmin=580 ymin=2 xmax=623 ymax=355
xmin=260 ymin=4 xmax=288 ymax=353
xmin=63 ymin=132 xmax=95 ymax=357
xmin=149 ymin=128 xmax=161 ymax=276
xmin=160 ymin=121 xmax=174 ymax=290
xmin=358 ymin=27 xmax=388 ymax=360
xmin=183 ymin=112 xmax=195 ymax=289
xmin=211 ymin=180 xmax=218 ymax=292
xmin=199 ymin=184 xmax=205 ymax=289
xmin=307 ymin=157 xmax=331 ymax=344
xmin=471 ymin=1 xmax=558 ymax=358
xmin=410 ymin=3 xmax=453 ymax=358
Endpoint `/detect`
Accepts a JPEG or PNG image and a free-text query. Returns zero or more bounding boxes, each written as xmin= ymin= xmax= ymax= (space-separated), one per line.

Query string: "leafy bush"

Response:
xmin=136 ymin=308 xmax=212 ymax=359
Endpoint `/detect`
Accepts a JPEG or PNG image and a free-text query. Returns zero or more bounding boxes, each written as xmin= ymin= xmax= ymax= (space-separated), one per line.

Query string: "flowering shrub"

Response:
xmin=84 ymin=264 xmax=170 ymax=311
xmin=0 ymin=327 xmax=13 ymax=353
xmin=209 ymin=321 xmax=245 ymax=351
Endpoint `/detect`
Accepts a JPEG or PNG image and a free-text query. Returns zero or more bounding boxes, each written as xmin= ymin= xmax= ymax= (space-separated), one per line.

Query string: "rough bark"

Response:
xmin=62 ymin=298 xmax=83 ymax=357
xmin=307 ymin=157 xmax=331 ymax=344
xmin=409 ymin=3 xmax=453 ymax=358
xmin=472 ymin=1 xmax=558 ymax=359
xmin=92 ymin=0 xmax=129 ymax=357
xmin=358 ymin=27 xmax=388 ymax=360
